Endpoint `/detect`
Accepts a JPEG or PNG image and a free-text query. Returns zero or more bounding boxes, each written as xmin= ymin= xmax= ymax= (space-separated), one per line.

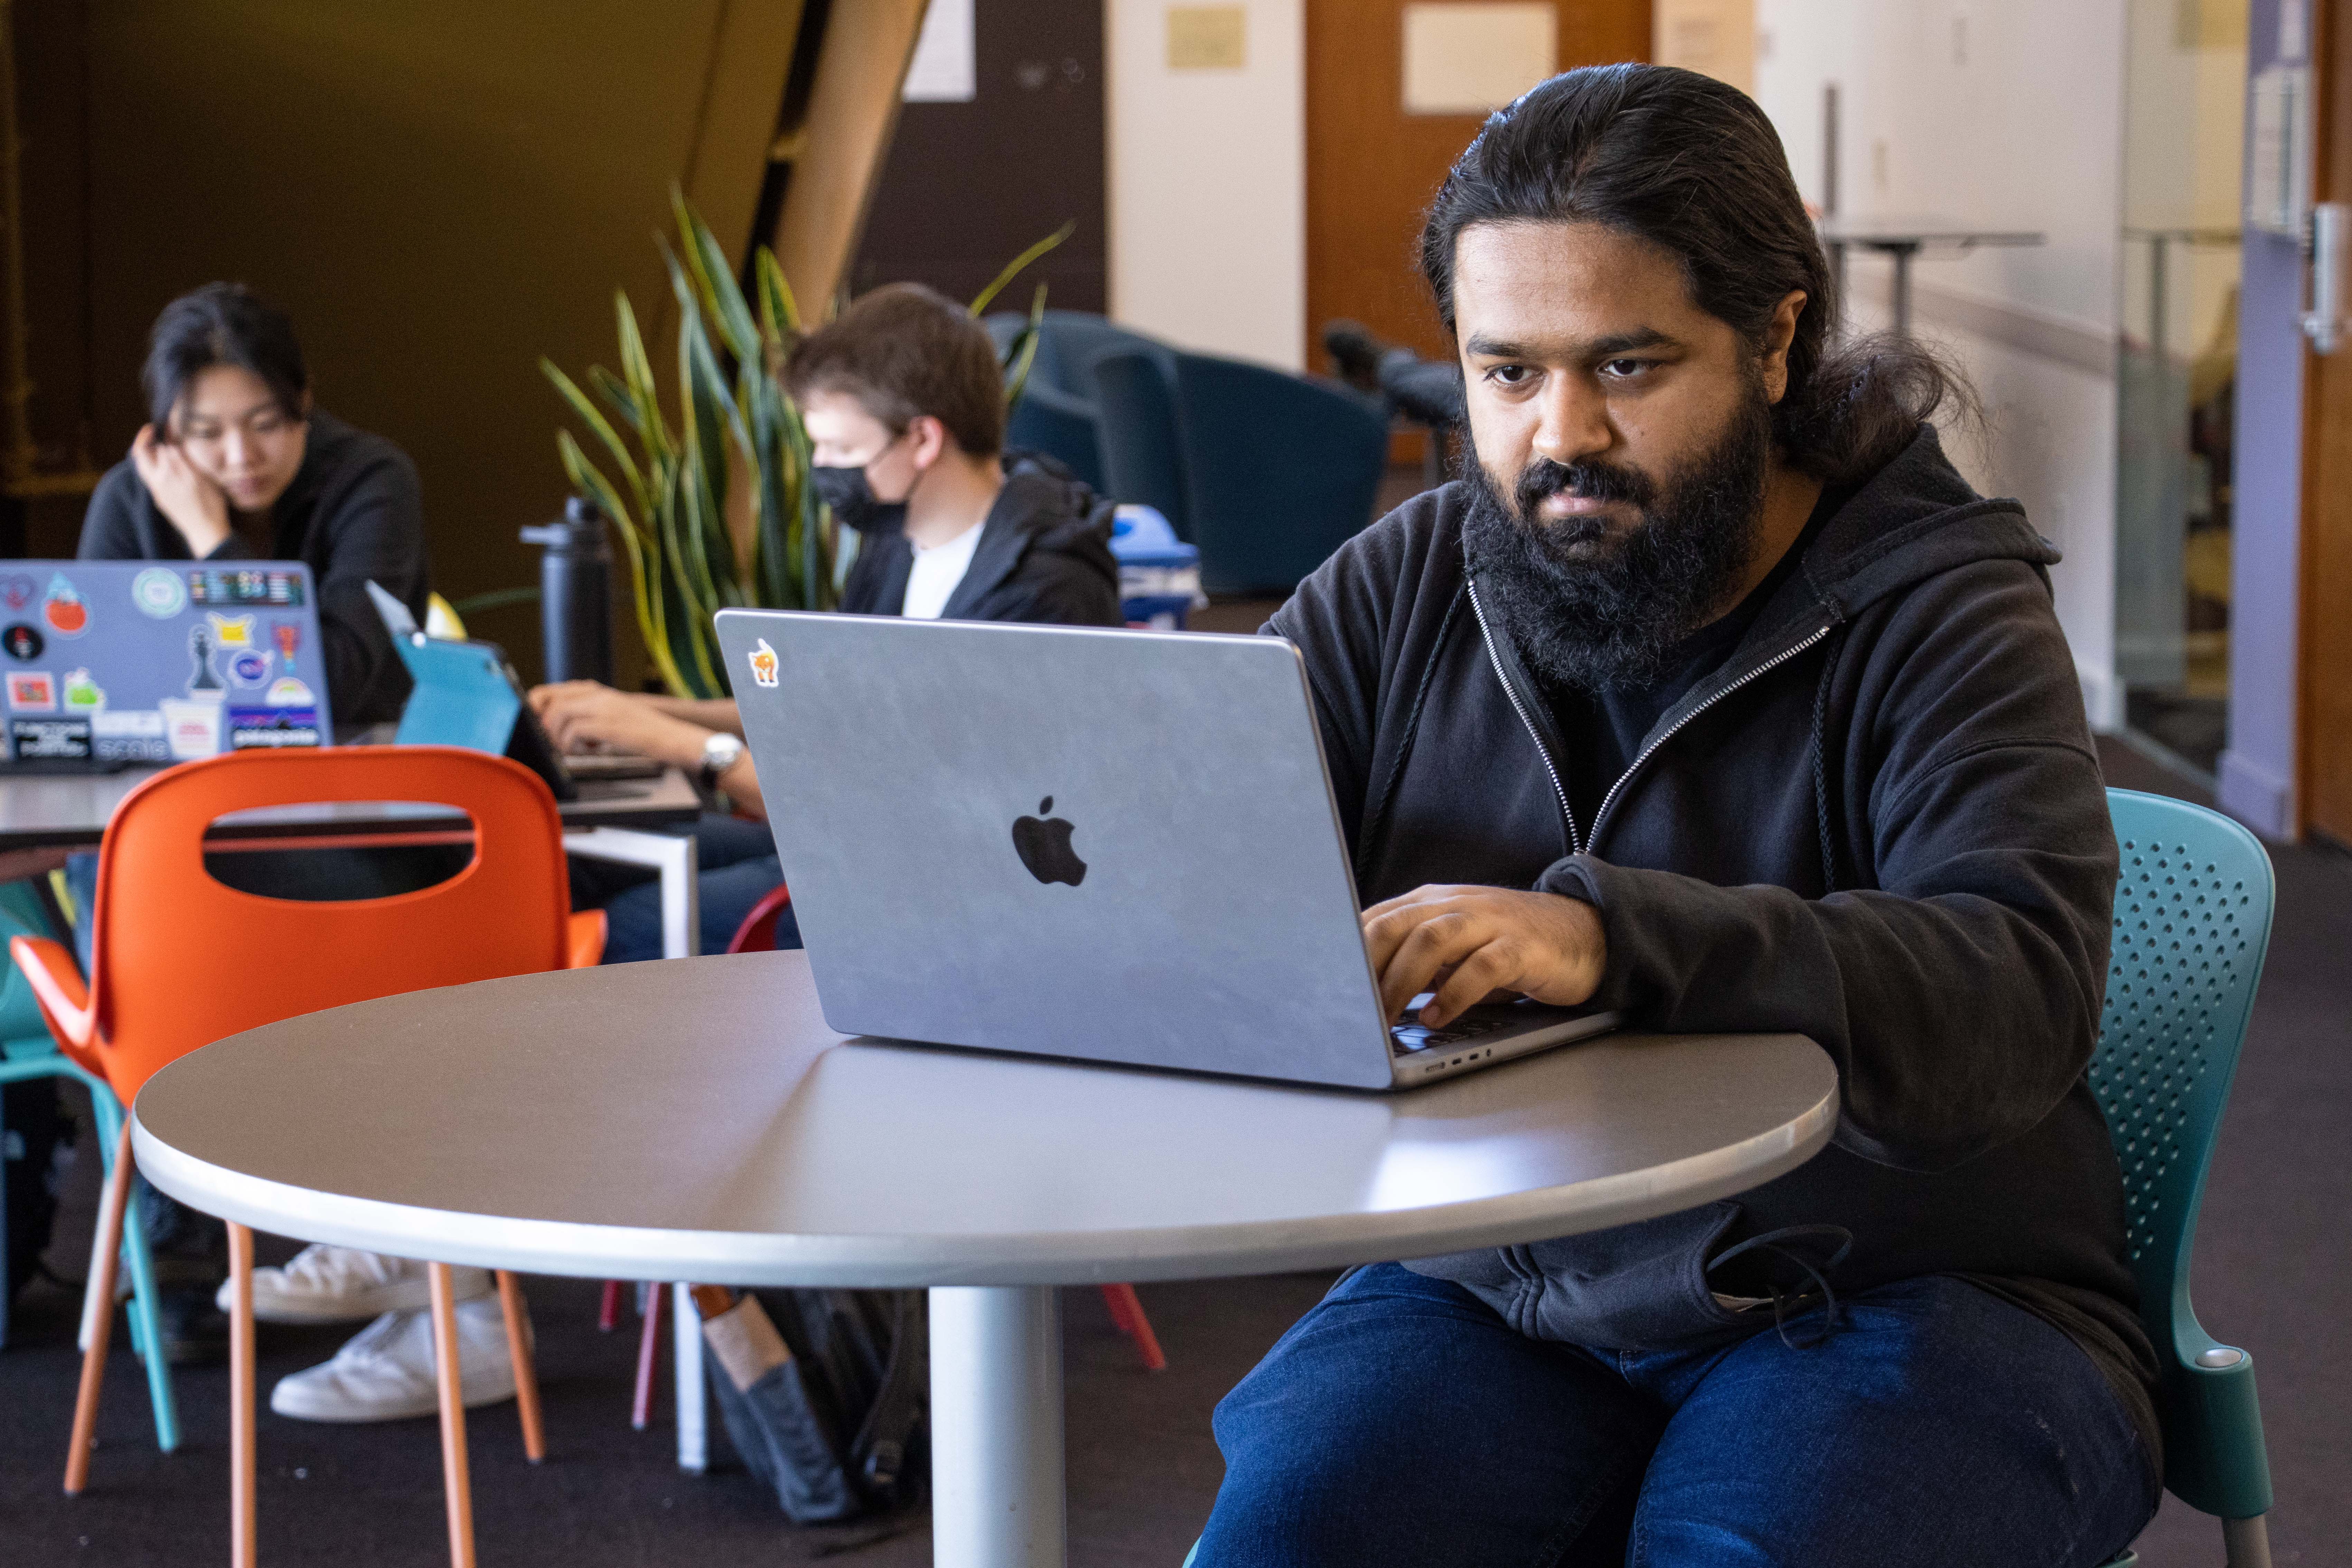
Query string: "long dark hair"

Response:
xmin=1419 ymin=64 xmax=1972 ymax=485
xmin=141 ymin=283 xmax=309 ymax=433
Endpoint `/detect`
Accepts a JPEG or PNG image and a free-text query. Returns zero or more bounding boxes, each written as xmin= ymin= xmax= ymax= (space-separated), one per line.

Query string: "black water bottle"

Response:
xmin=520 ymin=497 xmax=615 ymax=686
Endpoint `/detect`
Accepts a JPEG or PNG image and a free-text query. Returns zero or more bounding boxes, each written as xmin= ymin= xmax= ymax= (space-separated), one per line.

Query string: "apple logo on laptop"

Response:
xmin=1011 ymin=796 xmax=1086 ymax=887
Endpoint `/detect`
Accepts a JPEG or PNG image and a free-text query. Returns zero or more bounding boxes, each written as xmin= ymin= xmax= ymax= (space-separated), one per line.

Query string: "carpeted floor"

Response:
xmin=0 ymin=736 xmax=2337 ymax=1565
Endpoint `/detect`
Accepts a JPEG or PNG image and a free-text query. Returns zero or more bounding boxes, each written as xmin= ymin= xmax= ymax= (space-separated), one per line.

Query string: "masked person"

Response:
xmin=538 ymin=282 xmax=1122 ymax=962
xmin=1192 ymin=66 xmax=2157 ymax=1567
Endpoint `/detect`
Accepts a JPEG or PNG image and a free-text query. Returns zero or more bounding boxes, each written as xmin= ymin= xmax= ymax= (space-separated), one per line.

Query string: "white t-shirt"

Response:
xmin=900 ymin=519 xmax=986 ymax=620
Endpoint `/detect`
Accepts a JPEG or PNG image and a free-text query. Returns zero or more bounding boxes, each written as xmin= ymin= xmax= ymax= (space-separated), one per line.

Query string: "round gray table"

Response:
xmin=132 ymin=951 xmax=1839 ymax=1568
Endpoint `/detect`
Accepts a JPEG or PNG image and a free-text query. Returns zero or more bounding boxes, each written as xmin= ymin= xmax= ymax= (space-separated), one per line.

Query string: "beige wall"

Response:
xmin=1106 ymin=0 xmax=1306 ymax=369
xmin=65 ymin=2 xmax=794 ymax=682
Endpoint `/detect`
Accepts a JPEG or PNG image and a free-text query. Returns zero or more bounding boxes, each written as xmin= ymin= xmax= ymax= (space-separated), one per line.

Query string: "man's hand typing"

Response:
xmin=1360 ymin=885 xmax=1607 ymax=1029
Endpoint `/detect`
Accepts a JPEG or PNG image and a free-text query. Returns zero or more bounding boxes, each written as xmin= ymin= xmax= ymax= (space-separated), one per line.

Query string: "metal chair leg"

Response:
xmin=495 ymin=1271 xmax=544 ymax=1463
xmin=2222 ymin=1515 xmax=2273 ymax=1568
xmin=1101 ymin=1283 xmax=1167 ymax=1371
xmin=228 ymin=1223 xmax=256 ymax=1568
xmin=630 ymin=1281 xmax=662 ymax=1430
xmin=63 ymin=1120 xmax=132 ymax=1495
xmin=427 ymin=1263 xmax=478 ymax=1568
xmin=117 ymin=1177 xmax=178 ymax=1452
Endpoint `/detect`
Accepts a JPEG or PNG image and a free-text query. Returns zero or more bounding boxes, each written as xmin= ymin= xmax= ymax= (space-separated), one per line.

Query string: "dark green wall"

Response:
xmin=36 ymin=1 xmax=777 ymax=682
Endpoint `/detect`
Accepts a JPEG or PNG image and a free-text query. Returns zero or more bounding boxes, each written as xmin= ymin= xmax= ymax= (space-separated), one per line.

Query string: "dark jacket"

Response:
xmin=77 ymin=410 xmax=429 ymax=728
xmin=838 ymin=452 xmax=1122 ymax=625
xmin=1272 ymin=428 xmax=2157 ymax=1432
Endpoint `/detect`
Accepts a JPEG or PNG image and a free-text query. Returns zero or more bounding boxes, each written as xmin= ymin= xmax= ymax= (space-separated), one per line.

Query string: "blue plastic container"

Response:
xmin=1109 ymin=506 xmax=1204 ymax=630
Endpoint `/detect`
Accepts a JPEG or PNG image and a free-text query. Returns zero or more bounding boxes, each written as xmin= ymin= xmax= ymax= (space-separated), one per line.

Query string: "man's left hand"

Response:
xmin=530 ymin=680 xmax=708 ymax=769
xmin=1360 ymin=885 xmax=1607 ymax=1029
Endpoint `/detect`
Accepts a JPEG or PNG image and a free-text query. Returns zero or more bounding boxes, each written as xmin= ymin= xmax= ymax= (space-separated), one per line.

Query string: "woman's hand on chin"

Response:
xmin=132 ymin=424 xmax=232 ymax=557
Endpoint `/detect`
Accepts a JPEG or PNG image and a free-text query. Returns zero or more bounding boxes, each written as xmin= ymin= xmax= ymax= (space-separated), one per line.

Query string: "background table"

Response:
xmin=1816 ymin=213 xmax=2047 ymax=335
xmin=133 ymin=950 xmax=1839 ymax=1568
xmin=0 ymin=762 xmax=709 ymax=957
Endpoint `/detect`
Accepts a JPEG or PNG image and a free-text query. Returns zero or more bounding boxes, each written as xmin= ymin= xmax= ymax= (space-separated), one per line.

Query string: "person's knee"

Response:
xmin=1630 ymin=1278 xmax=2157 ymax=1567
xmin=1201 ymin=1265 xmax=1659 ymax=1567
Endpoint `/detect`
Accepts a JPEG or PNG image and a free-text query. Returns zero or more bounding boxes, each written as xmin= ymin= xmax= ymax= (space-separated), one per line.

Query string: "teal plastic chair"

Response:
xmin=2092 ymin=788 xmax=2275 ymax=1566
xmin=0 ymin=878 xmax=179 ymax=1453
xmin=1181 ymin=789 xmax=2279 ymax=1568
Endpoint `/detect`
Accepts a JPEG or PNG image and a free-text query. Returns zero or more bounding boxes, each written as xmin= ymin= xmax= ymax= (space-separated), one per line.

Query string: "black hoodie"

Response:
xmin=1271 ymin=426 xmax=2159 ymax=1464
xmin=837 ymin=452 xmax=1123 ymax=626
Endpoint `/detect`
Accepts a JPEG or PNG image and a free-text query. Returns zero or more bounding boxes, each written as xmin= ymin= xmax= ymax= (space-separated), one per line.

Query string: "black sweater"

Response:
xmin=1271 ymin=427 xmax=2158 ymax=1461
xmin=838 ymin=452 xmax=1122 ymax=625
xmin=77 ymin=410 xmax=430 ymax=727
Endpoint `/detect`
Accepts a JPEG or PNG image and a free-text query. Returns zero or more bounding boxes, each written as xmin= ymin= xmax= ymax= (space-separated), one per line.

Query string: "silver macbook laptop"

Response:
xmin=714 ymin=610 xmax=1618 ymax=1090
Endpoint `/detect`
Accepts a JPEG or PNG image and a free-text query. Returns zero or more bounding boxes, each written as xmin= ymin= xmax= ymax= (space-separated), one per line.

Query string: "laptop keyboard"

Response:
xmin=1389 ymin=995 xmax=1523 ymax=1056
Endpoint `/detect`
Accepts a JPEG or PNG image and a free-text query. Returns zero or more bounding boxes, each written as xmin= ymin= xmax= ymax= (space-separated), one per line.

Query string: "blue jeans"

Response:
xmin=1197 ymin=1263 xmax=2155 ymax=1567
xmin=580 ymin=813 xmax=797 ymax=963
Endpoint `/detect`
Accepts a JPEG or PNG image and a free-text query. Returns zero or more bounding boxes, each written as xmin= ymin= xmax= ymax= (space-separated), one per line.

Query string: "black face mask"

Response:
xmin=811 ymin=464 xmax=908 ymax=536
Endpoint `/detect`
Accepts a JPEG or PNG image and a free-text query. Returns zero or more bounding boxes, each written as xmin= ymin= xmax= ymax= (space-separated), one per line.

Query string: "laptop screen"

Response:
xmin=0 ymin=561 xmax=333 ymax=769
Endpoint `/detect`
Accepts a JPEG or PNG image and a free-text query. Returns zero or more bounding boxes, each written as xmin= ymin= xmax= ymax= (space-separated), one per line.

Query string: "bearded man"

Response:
xmin=1194 ymin=65 xmax=2157 ymax=1567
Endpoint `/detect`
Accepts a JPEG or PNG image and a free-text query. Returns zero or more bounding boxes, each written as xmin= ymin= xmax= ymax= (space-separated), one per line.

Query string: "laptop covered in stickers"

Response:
xmin=0 ymin=560 xmax=332 ymax=773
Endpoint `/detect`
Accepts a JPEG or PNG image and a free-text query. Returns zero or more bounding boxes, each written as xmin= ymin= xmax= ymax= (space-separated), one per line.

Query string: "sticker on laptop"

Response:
xmin=3 ymin=624 xmax=41 ymax=661
xmin=227 ymin=649 xmax=273 ymax=689
xmin=228 ymin=707 xmax=321 ymax=749
xmin=40 ymin=575 xmax=87 ymax=638
xmin=11 ymin=717 xmax=90 ymax=761
xmin=206 ymin=612 xmax=256 ymax=648
xmin=7 ymin=671 xmax=54 ymax=711
xmin=748 ymin=638 xmax=779 ymax=688
xmin=0 ymin=575 xmax=33 ymax=613
xmin=264 ymin=676 xmax=314 ymax=707
xmin=61 ymin=668 xmax=103 ymax=712
xmin=92 ymin=709 xmax=167 ymax=763
xmin=270 ymin=620 xmax=303 ymax=677
xmin=132 ymin=567 xmax=189 ymax=619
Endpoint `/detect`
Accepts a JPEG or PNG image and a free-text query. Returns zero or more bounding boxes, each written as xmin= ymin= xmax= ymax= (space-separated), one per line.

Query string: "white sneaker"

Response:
xmin=268 ymin=1297 xmax=523 ymax=1423
xmin=215 ymin=1246 xmax=492 ymax=1323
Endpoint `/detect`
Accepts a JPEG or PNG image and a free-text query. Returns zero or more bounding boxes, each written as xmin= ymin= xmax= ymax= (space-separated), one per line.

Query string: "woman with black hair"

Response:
xmin=69 ymin=286 xmax=517 ymax=1423
xmin=78 ymin=281 xmax=429 ymax=728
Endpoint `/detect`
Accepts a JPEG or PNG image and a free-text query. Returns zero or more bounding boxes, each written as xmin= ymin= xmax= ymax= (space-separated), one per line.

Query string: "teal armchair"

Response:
xmin=0 ymin=878 xmax=179 ymax=1451
xmin=2093 ymin=789 xmax=2276 ymax=1566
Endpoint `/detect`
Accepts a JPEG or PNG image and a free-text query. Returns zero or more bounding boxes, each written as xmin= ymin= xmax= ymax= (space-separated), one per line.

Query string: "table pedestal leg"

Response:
xmin=929 ymin=1285 xmax=1064 ymax=1568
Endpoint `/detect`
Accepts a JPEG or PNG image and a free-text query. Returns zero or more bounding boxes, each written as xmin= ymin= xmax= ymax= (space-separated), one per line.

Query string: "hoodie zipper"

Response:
xmin=1467 ymin=575 xmax=1837 ymax=857
xmin=1585 ymin=619 xmax=1836 ymax=845
xmin=1466 ymin=577 xmax=1581 ymax=853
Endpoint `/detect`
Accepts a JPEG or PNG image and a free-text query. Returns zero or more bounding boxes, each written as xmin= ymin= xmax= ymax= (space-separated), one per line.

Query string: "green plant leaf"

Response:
xmin=673 ymin=186 xmax=762 ymax=369
xmin=967 ymin=220 xmax=1076 ymax=318
xmin=541 ymin=357 xmax=650 ymax=521
xmin=755 ymin=246 xmax=801 ymax=344
xmin=1002 ymin=283 xmax=1049 ymax=408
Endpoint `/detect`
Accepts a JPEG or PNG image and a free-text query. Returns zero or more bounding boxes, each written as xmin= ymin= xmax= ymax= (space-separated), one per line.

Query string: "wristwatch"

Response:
xmin=698 ymin=731 xmax=747 ymax=793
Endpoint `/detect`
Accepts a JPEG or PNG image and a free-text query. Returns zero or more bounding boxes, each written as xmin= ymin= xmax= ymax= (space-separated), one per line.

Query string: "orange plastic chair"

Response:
xmin=11 ymin=746 xmax=605 ymax=1568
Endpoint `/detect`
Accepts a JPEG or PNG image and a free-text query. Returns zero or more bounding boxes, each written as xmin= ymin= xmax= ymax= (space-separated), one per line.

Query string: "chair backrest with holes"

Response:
xmin=85 ymin=746 xmax=576 ymax=1103
xmin=2088 ymin=787 xmax=2274 ymax=1515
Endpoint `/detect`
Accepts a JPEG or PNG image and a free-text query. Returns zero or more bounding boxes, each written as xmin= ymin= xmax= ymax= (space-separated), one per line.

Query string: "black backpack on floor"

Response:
xmin=708 ymin=1288 xmax=929 ymax=1524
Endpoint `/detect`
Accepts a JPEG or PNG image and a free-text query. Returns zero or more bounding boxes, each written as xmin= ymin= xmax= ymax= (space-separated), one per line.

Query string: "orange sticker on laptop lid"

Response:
xmin=749 ymin=638 xmax=779 ymax=688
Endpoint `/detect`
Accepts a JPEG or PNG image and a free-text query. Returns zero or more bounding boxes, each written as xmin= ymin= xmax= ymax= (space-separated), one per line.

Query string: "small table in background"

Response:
xmin=1816 ymin=214 xmax=2047 ymax=336
xmin=0 ymin=762 xmax=707 ymax=956
xmin=134 ymin=950 xmax=1840 ymax=1568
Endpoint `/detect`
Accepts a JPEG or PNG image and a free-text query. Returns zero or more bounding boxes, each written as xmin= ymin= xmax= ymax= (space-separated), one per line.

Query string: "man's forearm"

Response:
xmin=645 ymin=696 xmax=744 ymax=734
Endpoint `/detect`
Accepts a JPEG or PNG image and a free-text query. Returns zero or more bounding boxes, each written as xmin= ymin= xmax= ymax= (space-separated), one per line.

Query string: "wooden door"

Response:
xmin=1303 ymin=0 xmax=1650 ymax=382
xmin=2304 ymin=2 xmax=2352 ymax=840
